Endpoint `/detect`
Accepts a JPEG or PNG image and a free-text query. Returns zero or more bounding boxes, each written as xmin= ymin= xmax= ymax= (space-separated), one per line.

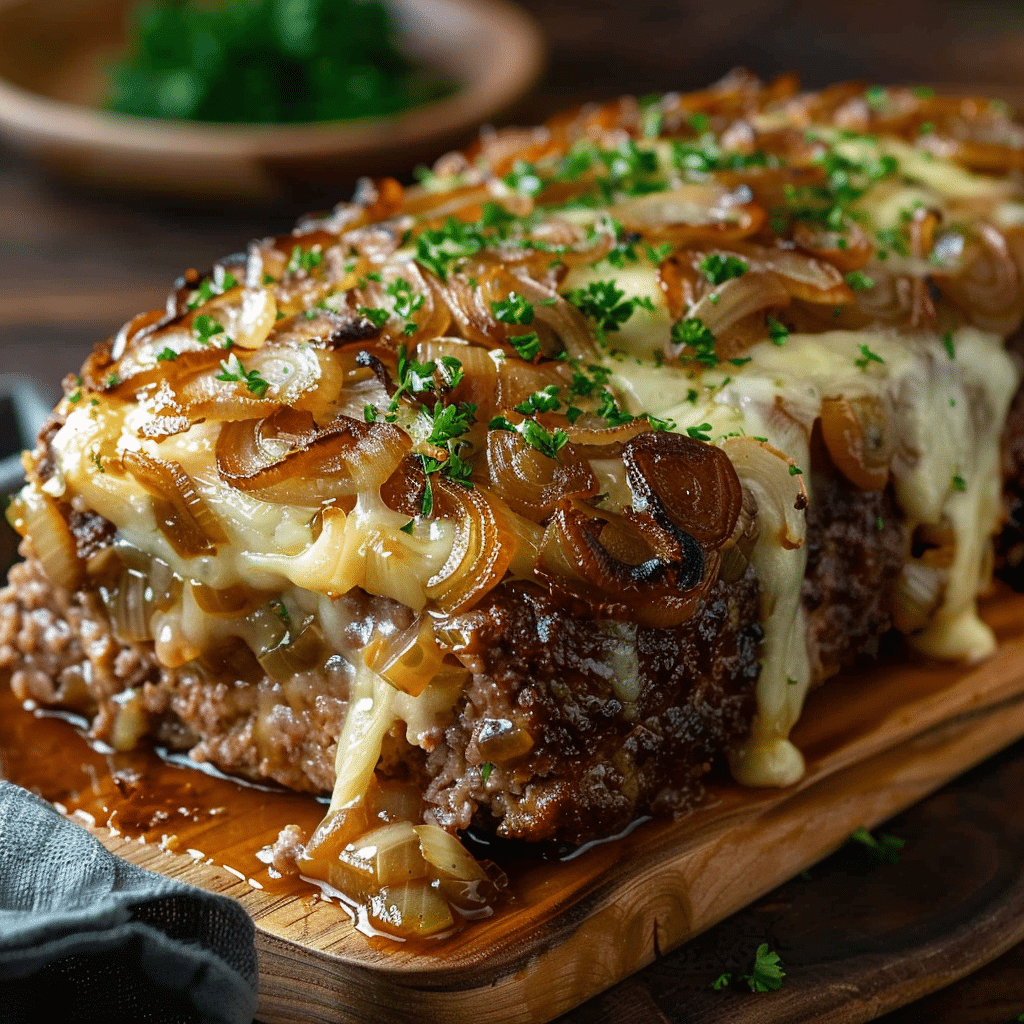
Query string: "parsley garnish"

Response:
xmin=509 ymin=332 xmax=541 ymax=361
xmin=491 ymin=292 xmax=534 ymax=326
xmin=767 ymin=316 xmax=789 ymax=345
xmin=952 ymin=473 xmax=967 ymax=492
xmin=187 ymin=269 xmax=238 ymax=310
xmin=415 ymin=218 xmax=485 ymax=281
xmin=855 ymin=343 xmax=885 ymax=369
xmin=193 ymin=314 xmax=225 ymax=344
xmin=845 ymin=270 xmax=874 ymax=291
xmin=686 ymin=423 xmax=713 ymax=441
xmin=480 ymin=762 xmax=494 ymax=784
xmin=358 ymin=306 xmax=390 ymax=329
xmin=646 ymin=243 xmax=674 ymax=264
xmin=488 ymin=415 xmax=568 ymax=459
xmin=216 ymin=354 xmax=270 ymax=398
xmin=386 ymin=276 xmax=425 ymax=321
xmin=671 ymin=317 xmax=718 ymax=366
xmin=156 ymin=347 xmax=178 ymax=362
xmin=503 ymin=160 xmax=543 ymax=196
xmin=565 ymin=280 xmax=649 ymax=338
xmin=699 ymin=253 xmax=748 ymax=284
xmin=286 ymin=245 xmax=323 ymax=276
xmin=514 ymin=386 xmax=561 ymax=415
xmin=106 ymin=372 xmax=121 ymax=387
xmin=942 ymin=332 xmax=956 ymax=359
xmin=789 ymin=465 xmax=803 ymax=476
xmin=849 ymin=826 xmax=905 ymax=864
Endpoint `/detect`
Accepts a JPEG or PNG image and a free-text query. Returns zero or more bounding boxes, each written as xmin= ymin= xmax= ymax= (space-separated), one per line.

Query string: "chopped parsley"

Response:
xmin=488 ymin=415 xmax=568 ymax=459
xmin=564 ymin=280 xmax=652 ymax=338
xmin=106 ymin=372 xmax=121 ymax=387
xmin=386 ymin=276 xmax=425 ymax=321
xmin=509 ymin=332 xmax=541 ymax=361
xmin=855 ymin=343 xmax=885 ymax=370
xmin=193 ymin=314 xmax=225 ymax=344
xmin=215 ymin=354 xmax=270 ymax=398
xmin=767 ymin=316 xmax=789 ymax=345
xmin=414 ymin=218 xmax=486 ymax=281
xmin=789 ymin=465 xmax=803 ymax=476
xmin=845 ymin=270 xmax=875 ymax=291
xmin=399 ymin=519 xmax=415 ymax=534
xmin=942 ymin=332 xmax=956 ymax=360
xmin=646 ymin=243 xmax=674 ymax=264
xmin=480 ymin=762 xmax=494 ymax=784
xmin=849 ymin=826 xmax=905 ymax=864
xmin=671 ymin=317 xmax=718 ymax=366
xmin=491 ymin=292 xmax=535 ymax=326
xmin=686 ymin=423 xmax=713 ymax=442
xmin=156 ymin=347 xmax=178 ymax=362
xmin=699 ymin=253 xmax=748 ymax=284
xmin=503 ymin=159 xmax=543 ymax=196
xmin=286 ymin=245 xmax=324 ymax=276
xmin=952 ymin=473 xmax=967 ymax=492
xmin=187 ymin=268 xmax=238 ymax=310
xmin=358 ymin=306 xmax=390 ymax=329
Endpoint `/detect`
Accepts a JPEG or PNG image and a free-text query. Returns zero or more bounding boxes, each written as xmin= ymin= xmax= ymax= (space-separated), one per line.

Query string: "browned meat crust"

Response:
xmin=802 ymin=478 xmax=908 ymax=682
xmin=423 ymin=573 xmax=762 ymax=846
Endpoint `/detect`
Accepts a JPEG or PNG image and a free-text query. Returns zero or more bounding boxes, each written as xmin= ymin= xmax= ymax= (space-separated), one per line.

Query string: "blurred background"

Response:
xmin=3 ymin=0 xmax=1024 ymax=403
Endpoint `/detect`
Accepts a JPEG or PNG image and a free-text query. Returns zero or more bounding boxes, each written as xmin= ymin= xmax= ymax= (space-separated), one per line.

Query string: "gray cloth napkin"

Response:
xmin=0 ymin=781 xmax=259 ymax=1023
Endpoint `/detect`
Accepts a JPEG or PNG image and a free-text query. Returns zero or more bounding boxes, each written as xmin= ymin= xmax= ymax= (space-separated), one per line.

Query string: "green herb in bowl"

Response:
xmin=106 ymin=0 xmax=456 ymax=123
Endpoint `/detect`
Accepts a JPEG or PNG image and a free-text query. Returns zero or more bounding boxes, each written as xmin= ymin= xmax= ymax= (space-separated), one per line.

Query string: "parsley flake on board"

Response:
xmin=699 ymin=253 xmax=749 ymax=284
xmin=216 ymin=355 xmax=270 ymax=398
xmin=849 ymin=826 xmax=905 ymax=864
xmin=745 ymin=944 xmax=785 ymax=992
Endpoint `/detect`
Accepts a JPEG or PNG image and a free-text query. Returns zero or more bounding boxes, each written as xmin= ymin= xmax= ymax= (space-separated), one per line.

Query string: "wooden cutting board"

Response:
xmin=5 ymin=588 xmax=1024 ymax=1024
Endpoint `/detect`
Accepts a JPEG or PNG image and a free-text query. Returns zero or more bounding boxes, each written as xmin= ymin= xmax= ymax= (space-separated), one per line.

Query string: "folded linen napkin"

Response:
xmin=0 ymin=781 xmax=259 ymax=1023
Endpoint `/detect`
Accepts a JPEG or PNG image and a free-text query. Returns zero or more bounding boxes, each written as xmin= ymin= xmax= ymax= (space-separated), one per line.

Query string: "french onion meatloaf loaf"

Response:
xmin=5 ymin=72 xmax=1024 ymax=934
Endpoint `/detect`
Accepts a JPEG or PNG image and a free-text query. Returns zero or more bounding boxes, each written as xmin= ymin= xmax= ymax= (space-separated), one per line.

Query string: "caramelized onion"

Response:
xmin=486 ymin=430 xmax=598 ymax=521
xmin=680 ymin=271 xmax=791 ymax=357
xmin=819 ymin=394 xmax=896 ymax=490
xmin=216 ymin=412 xmax=410 ymax=506
xmin=535 ymin=496 xmax=712 ymax=628
xmin=612 ymin=184 xmax=766 ymax=243
xmin=425 ymin=479 xmax=517 ymax=613
xmin=120 ymin=450 xmax=227 ymax=557
xmin=362 ymin=615 xmax=447 ymax=697
xmin=623 ymin=431 xmax=743 ymax=548
xmin=9 ymin=489 xmax=83 ymax=591
xmin=933 ymin=224 xmax=1024 ymax=334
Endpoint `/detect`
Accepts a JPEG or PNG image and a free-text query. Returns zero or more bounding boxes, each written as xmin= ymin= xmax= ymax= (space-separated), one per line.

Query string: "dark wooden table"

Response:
xmin=4 ymin=2 xmax=1024 ymax=1020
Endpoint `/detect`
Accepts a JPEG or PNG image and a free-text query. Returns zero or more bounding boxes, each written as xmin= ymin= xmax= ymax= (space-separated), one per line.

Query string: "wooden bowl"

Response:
xmin=0 ymin=0 xmax=544 ymax=202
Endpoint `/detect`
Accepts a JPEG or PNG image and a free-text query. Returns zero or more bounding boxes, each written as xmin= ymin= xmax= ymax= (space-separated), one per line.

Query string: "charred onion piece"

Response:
xmin=623 ymin=431 xmax=743 ymax=549
xmin=535 ymin=497 xmax=712 ymax=628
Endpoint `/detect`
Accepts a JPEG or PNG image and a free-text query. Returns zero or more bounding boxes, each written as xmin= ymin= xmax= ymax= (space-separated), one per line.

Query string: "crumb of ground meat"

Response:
xmin=268 ymin=823 xmax=308 ymax=877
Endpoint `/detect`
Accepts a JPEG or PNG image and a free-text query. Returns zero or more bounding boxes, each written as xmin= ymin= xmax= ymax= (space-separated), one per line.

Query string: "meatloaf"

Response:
xmin=4 ymin=72 xmax=1024 ymax=935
